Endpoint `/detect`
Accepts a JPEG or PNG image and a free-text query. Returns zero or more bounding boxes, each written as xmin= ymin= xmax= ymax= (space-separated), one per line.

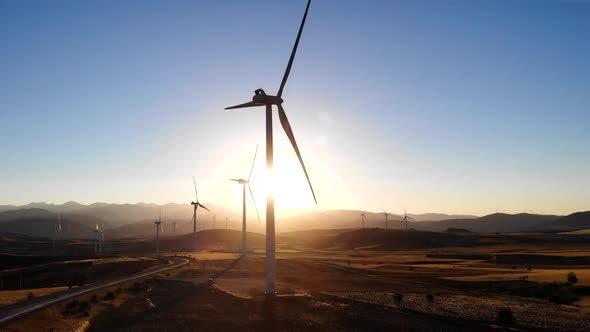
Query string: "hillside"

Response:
xmin=539 ymin=211 xmax=590 ymax=231
xmin=415 ymin=213 xmax=561 ymax=233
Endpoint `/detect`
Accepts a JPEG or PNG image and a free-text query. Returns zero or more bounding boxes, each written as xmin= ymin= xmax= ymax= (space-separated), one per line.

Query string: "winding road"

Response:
xmin=0 ymin=256 xmax=189 ymax=325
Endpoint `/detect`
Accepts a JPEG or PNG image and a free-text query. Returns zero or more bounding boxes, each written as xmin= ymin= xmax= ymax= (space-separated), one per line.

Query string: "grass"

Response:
xmin=0 ymin=286 xmax=69 ymax=307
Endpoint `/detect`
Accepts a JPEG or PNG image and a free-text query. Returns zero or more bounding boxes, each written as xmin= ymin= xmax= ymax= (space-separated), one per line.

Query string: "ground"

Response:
xmin=2 ymin=230 xmax=590 ymax=331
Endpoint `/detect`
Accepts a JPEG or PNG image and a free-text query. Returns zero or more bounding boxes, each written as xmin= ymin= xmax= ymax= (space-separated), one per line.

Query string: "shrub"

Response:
xmin=426 ymin=294 xmax=434 ymax=304
xmin=90 ymin=295 xmax=98 ymax=303
xmin=496 ymin=308 xmax=516 ymax=327
xmin=393 ymin=293 xmax=403 ymax=306
xmin=567 ymin=272 xmax=578 ymax=284
xmin=104 ymin=292 xmax=116 ymax=300
xmin=512 ymin=266 xmax=517 ymax=270
xmin=66 ymin=300 xmax=79 ymax=309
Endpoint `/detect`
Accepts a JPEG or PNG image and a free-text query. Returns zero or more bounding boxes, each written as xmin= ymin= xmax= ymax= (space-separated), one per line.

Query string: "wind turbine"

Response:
xmin=360 ymin=213 xmax=367 ymax=229
xmin=190 ymin=177 xmax=210 ymax=251
xmin=230 ymin=145 xmax=261 ymax=255
xmin=225 ymin=0 xmax=316 ymax=296
xmin=401 ymin=209 xmax=414 ymax=230
xmin=155 ymin=214 xmax=163 ymax=256
xmin=383 ymin=210 xmax=391 ymax=229
xmin=99 ymin=222 xmax=105 ymax=253
xmin=53 ymin=213 xmax=61 ymax=248
xmin=173 ymin=218 xmax=177 ymax=240
xmin=93 ymin=224 xmax=99 ymax=254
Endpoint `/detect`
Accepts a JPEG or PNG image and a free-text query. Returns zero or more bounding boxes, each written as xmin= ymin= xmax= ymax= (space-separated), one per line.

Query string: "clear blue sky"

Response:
xmin=1 ymin=0 xmax=588 ymax=215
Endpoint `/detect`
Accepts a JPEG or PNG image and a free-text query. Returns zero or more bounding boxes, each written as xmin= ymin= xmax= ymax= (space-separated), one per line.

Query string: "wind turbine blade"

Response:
xmin=277 ymin=104 xmax=317 ymax=205
xmin=248 ymin=184 xmax=261 ymax=223
xmin=229 ymin=179 xmax=241 ymax=182
xmin=277 ymin=0 xmax=311 ymax=98
xmin=198 ymin=203 xmax=211 ymax=212
xmin=407 ymin=216 xmax=415 ymax=220
xmin=225 ymin=101 xmax=262 ymax=110
xmin=193 ymin=176 xmax=198 ymax=202
xmin=248 ymin=144 xmax=258 ymax=181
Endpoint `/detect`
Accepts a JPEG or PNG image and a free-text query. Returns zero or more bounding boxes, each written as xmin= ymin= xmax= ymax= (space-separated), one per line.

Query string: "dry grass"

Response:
xmin=0 ymin=287 xmax=69 ymax=307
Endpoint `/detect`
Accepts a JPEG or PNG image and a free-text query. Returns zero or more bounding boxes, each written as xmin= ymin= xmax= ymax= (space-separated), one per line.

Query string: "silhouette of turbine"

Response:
xmin=401 ymin=208 xmax=414 ymax=230
xmin=191 ymin=176 xmax=210 ymax=251
xmin=155 ymin=212 xmax=163 ymax=256
xmin=230 ymin=145 xmax=261 ymax=255
xmin=383 ymin=210 xmax=392 ymax=229
xmin=360 ymin=213 xmax=367 ymax=229
xmin=225 ymin=0 xmax=316 ymax=295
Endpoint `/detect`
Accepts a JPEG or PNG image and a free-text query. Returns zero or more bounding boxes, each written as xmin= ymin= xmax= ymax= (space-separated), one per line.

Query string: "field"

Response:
xmin=2 ymin=229 xmax=590 ymax=331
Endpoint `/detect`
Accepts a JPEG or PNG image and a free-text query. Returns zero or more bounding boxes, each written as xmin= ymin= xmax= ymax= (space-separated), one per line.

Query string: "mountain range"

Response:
xmin=0 ymin=202 xmax=588 ymax=239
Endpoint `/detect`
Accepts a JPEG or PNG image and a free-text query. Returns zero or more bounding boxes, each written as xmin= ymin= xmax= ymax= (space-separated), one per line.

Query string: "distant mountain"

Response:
xmin=0 ymin=208 xmax=107 ymax=239
xmin=415 ymin=213 xmax=561 ymax=233
xmin=538 ymin=211 xmax=590 ymax=231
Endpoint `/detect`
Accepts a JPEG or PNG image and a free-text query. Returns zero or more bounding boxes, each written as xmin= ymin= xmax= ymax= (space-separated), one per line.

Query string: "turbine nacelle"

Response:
xmin=253 ymin=89 xmax=283 ymax=105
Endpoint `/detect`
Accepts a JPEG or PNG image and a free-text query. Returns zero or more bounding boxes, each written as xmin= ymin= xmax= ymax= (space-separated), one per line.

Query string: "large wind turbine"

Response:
xmin=230 ymin=145 xmax=261 ymax=255
xmin=401 ymin=209 xmax=414 ymax=230
xmin=383 ymin=210 xmax=392 ymax=229
xmin=360 ymin=213 xmax=367 ymax=229
xmin=190 ymin=177 xmax=210 ymax=251
xmin=225 ymin=0 xmax=316 ymax=295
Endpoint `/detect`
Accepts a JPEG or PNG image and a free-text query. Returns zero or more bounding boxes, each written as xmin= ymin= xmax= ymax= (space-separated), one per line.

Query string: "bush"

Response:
xmin=104 ymin=292 xmax=116 ymax=300
xmin=90 ymin=295 xmax=98 ymax=303
xmin=426 ymin=294 xmax=434 ymax=304
xmin=393 ymin=293 xmax=403 ymax=306
xmin=496 ymin=308 xmax=516 ymax=327
xmin=567 ymin=272 xmax=578 ymax=284
xmin=66 ymin=300 xmax=79 ymax=309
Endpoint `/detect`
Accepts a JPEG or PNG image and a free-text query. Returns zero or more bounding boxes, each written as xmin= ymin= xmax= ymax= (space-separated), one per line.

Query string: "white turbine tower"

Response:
xmin=225 ymin=0 xmax=316 ymax=296
xmin=230 ymin=145 xmax=260 ymax=255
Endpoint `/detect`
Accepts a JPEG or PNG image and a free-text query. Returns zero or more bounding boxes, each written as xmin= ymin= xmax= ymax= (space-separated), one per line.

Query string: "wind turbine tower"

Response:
xmin=360 ymin=213 xmax=367 ymax=229
xmin=225 ymin=0 xmax=316 ymax=295
xmin=190 ymin=177 xmax=210 ymax=251
xmin=230 ymin=145 xmax=260 ymax=255
xmin=401 ymin=209 xmax=414 ymax=230
xmin=155 ymin=217 xmax=163 ymax=256
xmin=383 ymin=210 xmax=392 ymax=229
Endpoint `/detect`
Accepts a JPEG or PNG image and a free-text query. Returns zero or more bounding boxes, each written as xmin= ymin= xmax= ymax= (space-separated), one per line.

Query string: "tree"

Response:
xmin=496 ymin=308 xmax=516 ymax=327
xmin=393 ymin=293 xmax=403 ymax=306
xmin=567 ymin=272 xmax=578 ymax=284
xmin=426 ymin=294 xmax=434 ymax=304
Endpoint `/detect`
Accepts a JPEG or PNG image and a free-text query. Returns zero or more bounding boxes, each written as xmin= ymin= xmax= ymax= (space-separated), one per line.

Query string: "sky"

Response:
xmin=1 ymin=0 xmax=588 ymax=216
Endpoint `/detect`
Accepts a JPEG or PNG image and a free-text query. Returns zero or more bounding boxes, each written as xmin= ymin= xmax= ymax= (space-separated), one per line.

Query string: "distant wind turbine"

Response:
xmin=190 ymin=177 xmax=210 ymax=251
xmin=99 ymin=222 xmax=105 ymax=253
xmin=93 ymin=224 xmax=99 ymax=254
xmin=155 ymin=214 xmax=163 ymax=256
xmin=401 ymin=209 xmax=414 ymax=230
xmin=360 ymin=213 xmax=367 ymax=229
xmin=383 ymin=210 xmax=392 ymax=229
xmin=225 ymin=0 xmax=316 ymax=296
xmin=230 ymin=145 xmax=261 ymax=255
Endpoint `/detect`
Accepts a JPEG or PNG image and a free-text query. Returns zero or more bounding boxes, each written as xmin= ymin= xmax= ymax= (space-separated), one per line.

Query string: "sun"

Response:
xmin=247 ymin=148 xmax=317 ymax=215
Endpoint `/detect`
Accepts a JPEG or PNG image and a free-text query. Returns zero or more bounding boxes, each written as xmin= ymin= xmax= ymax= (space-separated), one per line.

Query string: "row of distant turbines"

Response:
xmin=360 ymin=209 xmax=415 ymax=230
